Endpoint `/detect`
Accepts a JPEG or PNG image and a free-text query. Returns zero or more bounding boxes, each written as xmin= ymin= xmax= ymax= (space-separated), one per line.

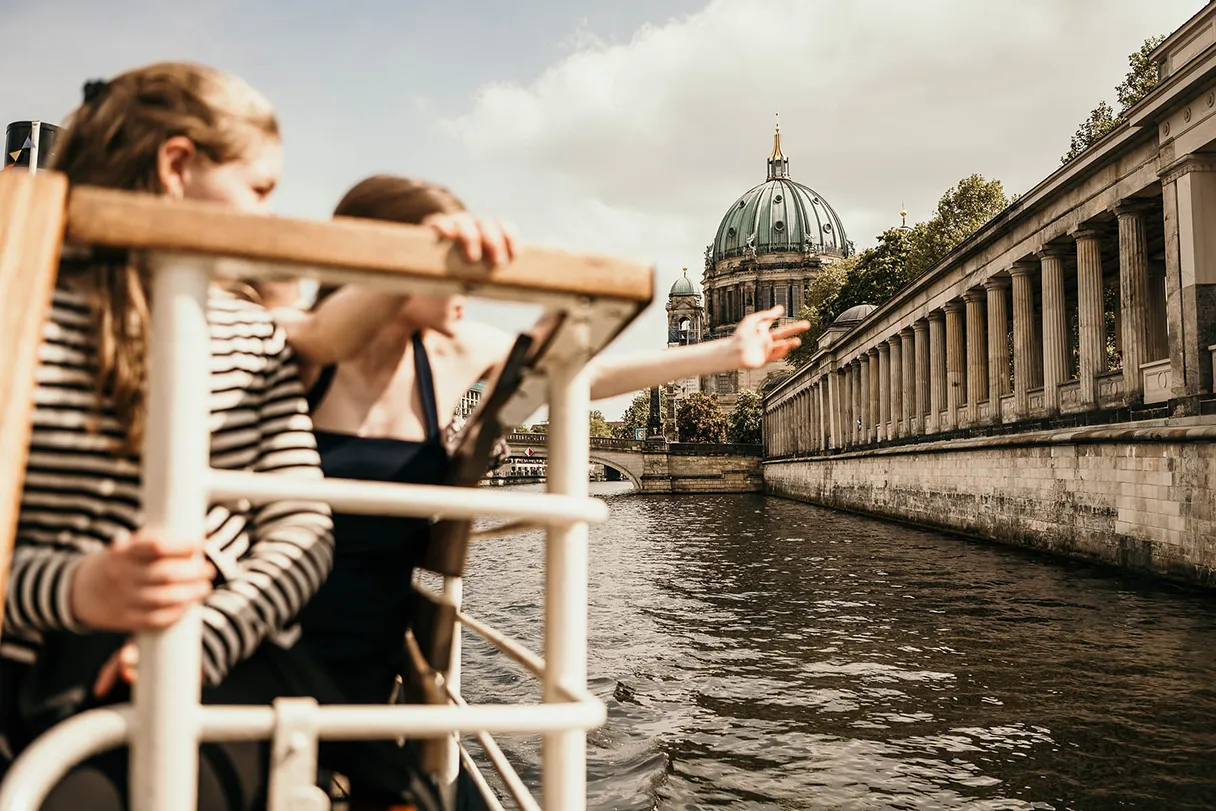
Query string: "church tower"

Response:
xmin=666 ymin=267 xmax=706 ymax=346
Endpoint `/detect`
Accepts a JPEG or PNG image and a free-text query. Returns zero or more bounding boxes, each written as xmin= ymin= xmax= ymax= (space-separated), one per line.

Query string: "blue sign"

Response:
xmin=634 ymin=428 xmax=646 ymax=440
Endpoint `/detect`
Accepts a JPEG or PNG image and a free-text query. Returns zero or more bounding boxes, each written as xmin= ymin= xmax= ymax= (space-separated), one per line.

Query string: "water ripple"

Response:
xmin=459 ymin=485 xmax=1216 ymax=810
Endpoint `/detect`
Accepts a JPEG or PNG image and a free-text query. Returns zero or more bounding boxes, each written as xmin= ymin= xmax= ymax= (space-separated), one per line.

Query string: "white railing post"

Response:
xmin=542 ymin=314 xmax=592 ymax=811
xmin=438 ymin=574 xmax=463 ymax=808
xmin=133 ymin=254 xmax=211 ymax=811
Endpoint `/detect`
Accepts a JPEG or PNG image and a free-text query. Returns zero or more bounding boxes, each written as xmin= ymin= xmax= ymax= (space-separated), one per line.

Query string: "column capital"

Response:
xmin=867 ymin=346 xmax=879 ymax=358
xmin=963 ymin=287 xmax=986 ymax=303
xmin=913 ymin=318 xmax=929 ymax=334
xmin=1114 ymin=197 xmax=1154 ymax=218
xmin=1067 ymin=224 xmax=1107 ymax=241
xmin=899 ymin=325 xmax=916 ymax=339
xmin=928 ymin=308 xmax=946 ymax=324
xmin=878 ymin=340 xmax=891 ymax=355
xmin=983 ymin=275 xmax=1011 ymax=292
xmin=1035 ymin=242 xmax=1071 ymax=260
xmin=1008 ymin=260 xmax=1038 ymax=278
xmin=944 ymin=299 xmax=966 ymax=314
xmin=1159 ymin=152 xmax=1216 ymax=185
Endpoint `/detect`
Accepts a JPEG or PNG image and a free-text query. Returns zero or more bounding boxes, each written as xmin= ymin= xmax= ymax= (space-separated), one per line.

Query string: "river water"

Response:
xmin=458 ymin=483 xmax=1216 ymax=810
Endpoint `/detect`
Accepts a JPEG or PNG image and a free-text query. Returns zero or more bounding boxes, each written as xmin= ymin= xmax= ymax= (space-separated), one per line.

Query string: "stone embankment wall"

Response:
xmin=764 ymin=420 xmax=1216 ymax=585
xmin=643 ymin=443 xmax=763 ymax=494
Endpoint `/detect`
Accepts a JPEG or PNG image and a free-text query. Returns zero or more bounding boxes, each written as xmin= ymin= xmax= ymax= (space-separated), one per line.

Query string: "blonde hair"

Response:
xmin=54 ymin=62 xmax=279 ymax=454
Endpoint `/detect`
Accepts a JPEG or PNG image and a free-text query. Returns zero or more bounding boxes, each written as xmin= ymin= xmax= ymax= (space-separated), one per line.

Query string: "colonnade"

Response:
xmin=765 ymin=203 xmax=1171 ymax=456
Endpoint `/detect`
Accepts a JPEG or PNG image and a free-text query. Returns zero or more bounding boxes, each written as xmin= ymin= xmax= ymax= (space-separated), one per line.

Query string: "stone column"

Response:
xmin=868 ymin=348 xmax=881 ymax=443
xmin=860 ymin=355 xmax=872 ymax=444
xmin=1114 ymin=201 xmax=1151 ymax=403
xmin=1148 ymin=259 xmax=1168 ymax=361
xmin=1038 ymin=246 xmax=1068 ymax=415
xmin=888 ymin=337 xmax=902 ymax=438
xmin=877 ymin=345 xmax=891 ymax=441
xmin=856 ymin=362 xmax=865 ymax=447
xmin=945 ymin=300 xmax=966 ymax=430
xmin=1072 ymin=226 xmax=1108 ymax=407
xmin=822 ymin=381 xmax=830 ymax=450
xmin=808 ymin=383 xmax=817 ymax=451
xmin=985 ymin=277 xmax=1011 ymax=421
xmin=964 ymin=289 xmax=988 ymax=423
xmin=913 ymin=320 xmax=930 ymax=435
xmin=841 ymin=366 xmax=850 ymax=448
xmin=929 ymin=310 xmax=946 ymax=433
xmin=1011 ymin=262 xmax=1037 ymax=419
xmin=900 ymin=327 xmax=915 ymax=436
xmin=827 ymin=371 xmax=838 ymax=449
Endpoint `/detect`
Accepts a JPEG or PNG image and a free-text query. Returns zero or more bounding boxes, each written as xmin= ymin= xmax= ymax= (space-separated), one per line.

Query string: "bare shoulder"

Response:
xmin=456 ymin=320 xmax=512 ymax=347
xmin=444 ymin=320 xmax=512 ymax=379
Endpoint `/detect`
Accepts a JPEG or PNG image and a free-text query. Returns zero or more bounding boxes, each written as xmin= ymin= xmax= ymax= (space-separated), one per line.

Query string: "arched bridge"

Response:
xmin=501 ymin=434 xmax=763 ymax=494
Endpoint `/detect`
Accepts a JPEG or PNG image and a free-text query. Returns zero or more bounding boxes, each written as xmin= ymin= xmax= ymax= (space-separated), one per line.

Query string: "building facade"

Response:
xmin=663 ymin=120 xmax=854 ymax=425
xmin=762 ymin=5 xmax=1216 ymax=586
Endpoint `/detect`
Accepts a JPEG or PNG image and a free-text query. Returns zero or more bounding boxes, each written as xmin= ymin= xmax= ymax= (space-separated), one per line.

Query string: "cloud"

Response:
xmin=436 ymin=0 xmax=1198 ymax=417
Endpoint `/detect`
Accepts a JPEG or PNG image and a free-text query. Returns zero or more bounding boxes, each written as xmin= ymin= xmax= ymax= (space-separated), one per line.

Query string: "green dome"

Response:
xmin=669 ymin=272 xmax=699 ymax=297
xmin=711 ymin=177 xmax=851 ymax=263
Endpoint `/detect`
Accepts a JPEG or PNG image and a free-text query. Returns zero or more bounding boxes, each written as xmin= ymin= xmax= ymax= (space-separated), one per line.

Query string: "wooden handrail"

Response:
xmin=0 ymin=171 xmax=69 ymax=636
xmin=65 ymin=184 xmax=654 ymax=303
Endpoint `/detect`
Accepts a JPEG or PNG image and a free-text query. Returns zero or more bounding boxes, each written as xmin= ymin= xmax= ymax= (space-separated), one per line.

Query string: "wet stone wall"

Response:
xmin=763 ymin=422 xmax=1216 ymax=586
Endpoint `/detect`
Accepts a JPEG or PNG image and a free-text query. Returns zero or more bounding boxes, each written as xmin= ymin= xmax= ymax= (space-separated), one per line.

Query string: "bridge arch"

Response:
xmin=503 ymin=433 xmax=645 ymax=490
xmin=588 ymin=453 xmax=641 ymax=489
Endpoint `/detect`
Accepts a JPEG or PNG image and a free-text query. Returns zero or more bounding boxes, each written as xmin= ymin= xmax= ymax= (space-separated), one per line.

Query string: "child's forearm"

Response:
xmin=588 ymin=338 xmax=740 ymax=401
xmin=276 ymin=287 xmax=405 ymax=365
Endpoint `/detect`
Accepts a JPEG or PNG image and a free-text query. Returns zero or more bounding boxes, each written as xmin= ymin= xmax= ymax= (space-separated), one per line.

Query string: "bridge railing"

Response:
xmin=0 ymin=171 xmax=654 ymax=811
xmin=504 ymin=433 xmax=645 ymax=452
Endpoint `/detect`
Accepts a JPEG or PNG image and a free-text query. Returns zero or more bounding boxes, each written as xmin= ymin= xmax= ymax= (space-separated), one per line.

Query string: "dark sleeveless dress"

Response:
xmin=298 ymin=333 xmax=451 ymax=705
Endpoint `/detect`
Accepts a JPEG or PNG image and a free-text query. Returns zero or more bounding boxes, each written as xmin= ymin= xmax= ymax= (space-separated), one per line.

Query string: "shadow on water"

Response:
xmin=459 ymin=483 xmax=1216 ymax=810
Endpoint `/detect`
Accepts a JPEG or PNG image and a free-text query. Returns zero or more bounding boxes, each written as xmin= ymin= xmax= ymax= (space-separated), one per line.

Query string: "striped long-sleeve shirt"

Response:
xmin=2 ymin=285 xmax=334 ymax=686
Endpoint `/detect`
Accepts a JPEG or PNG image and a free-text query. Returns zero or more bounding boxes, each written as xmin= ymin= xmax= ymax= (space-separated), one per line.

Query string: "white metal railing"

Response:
xmin=0 ymin=178 xmax=652 ymax=811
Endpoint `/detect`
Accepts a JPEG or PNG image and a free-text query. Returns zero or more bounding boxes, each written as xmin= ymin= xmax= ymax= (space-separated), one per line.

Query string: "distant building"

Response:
xmin=457 ymin=380 xmax=486 ymax=422
xmin=664 ymin=118 xmax=854 ymax=422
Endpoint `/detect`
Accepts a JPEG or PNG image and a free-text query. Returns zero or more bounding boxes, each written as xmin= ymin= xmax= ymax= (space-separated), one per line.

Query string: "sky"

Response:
xmin=1 ymin=0 xmax=1203 ymax=419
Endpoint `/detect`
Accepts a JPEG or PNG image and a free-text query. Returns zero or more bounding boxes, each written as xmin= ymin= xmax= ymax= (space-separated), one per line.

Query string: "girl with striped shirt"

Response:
xmin=0 ymin=63 xmax=436 ymax=810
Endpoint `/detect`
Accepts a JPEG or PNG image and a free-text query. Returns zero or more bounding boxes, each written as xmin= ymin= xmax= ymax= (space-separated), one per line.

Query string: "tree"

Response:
xmin=786 ymin=174 xmax=1008 ymax=369
xmin=785 ymin=257 xmax=853 ymax=368
xmin=787 ymin=228 xmax=919 ymax=369
xmin=1063 ymin=101 xmax=1119 ymax=164
xmin=727 ymin=389 xmax=763 ymax=445
xmin=1062 ymin=36 xmax=1165 ymax=164
xmin=529 ymin=423 xmax=547 ymax=434
xmin=614 ymin=390 xmax=667 ymax=439
xmin=906 ymin=174 xmax=1009 ymax=276
xmin=676 ymin=392 xmax=727 ymax=443
xmin=589 ymin=409 xmax=613 ymax=439
xmin=835 ymin=227 xmax=916 ymax=312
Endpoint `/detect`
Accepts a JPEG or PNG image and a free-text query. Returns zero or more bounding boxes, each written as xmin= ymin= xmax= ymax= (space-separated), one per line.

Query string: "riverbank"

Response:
xmin=763 ymin=416 xmax=1216 ymax=588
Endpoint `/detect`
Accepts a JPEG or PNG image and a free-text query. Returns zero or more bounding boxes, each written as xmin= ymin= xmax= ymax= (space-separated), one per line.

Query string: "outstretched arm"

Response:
xmin=587 ymin=306 xmax=808 ymax=401
xmin=274 ymin=212 xmax=518 ymax=367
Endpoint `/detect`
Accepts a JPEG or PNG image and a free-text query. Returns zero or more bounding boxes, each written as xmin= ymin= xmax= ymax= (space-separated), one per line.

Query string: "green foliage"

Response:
xmin=905 ymin=174 xmax=1010 ymax=276
xmin=1062 ymin=101 xmax=1119 ymax=165
xmin=614 ymin=390 xmax=667 ymax=439
xmin=676 ymin=392 xmax=727 ymax=443
xmin=837 ymin=227 xmax=917 ymax=309
xmin=1062 ymin=36 xmax=1165 ymax=164
xmin=727 ymin=389 xmax=763 ymax=445
xmin=529 ymin=423 xmax=547 ymax=434
xmin=589 ymin=409 xmax=614 ymax=439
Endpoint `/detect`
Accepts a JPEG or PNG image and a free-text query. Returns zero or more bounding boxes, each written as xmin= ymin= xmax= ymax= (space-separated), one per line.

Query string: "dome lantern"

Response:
xmin=767 ymin=112 xmax=789 ymax=181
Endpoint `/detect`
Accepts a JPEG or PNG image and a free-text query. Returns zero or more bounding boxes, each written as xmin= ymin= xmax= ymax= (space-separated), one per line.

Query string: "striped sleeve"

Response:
xmin=4 ymin=298 xmax=127 ymax=641
xmin=199 ymin=327 xmax=334 ymax=685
